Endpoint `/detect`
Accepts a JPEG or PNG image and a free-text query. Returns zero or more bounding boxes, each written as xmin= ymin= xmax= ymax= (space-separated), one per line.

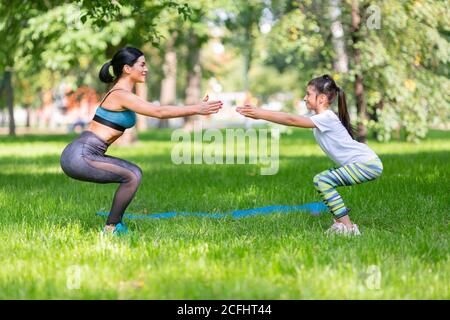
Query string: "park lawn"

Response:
xmin=0 ymin=128 xmax=448 ymax=299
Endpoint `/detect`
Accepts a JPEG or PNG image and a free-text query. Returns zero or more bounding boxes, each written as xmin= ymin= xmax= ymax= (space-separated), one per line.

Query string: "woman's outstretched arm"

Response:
xmin=118 ymin=92 xmax=222 ymax=119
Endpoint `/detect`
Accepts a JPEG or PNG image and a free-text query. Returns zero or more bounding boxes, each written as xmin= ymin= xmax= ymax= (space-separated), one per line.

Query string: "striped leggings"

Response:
xmin=313 ymin=158 xmax=383 ymax=219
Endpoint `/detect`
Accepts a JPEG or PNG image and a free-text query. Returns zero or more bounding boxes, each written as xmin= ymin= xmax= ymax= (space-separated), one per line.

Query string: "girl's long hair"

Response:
xmin=308 ymin=74 xmax=354 ymax=139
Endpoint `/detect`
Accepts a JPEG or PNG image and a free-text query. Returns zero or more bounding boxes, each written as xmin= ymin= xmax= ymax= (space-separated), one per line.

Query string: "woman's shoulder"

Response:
xmin=98 ymin=88 xmax=137 ymax=111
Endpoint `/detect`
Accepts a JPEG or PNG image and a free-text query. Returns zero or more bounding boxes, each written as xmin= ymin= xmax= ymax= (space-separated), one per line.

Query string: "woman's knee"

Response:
xmin=133 ymin=166 xmax=143 ymax=184
xmin=127 ymin=165 xmax=142 ymax=185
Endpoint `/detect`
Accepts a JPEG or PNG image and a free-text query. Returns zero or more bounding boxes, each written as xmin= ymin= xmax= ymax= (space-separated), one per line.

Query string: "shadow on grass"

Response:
xmin=0 ymin=133 xmax=79 ymax=144
xmin=0 ymin=151 xmax=447 ymax=215
xmin=1 ymin=149 xmax=448 ymax=183
xmin=0 ymin=148 xmax=448 ymax=268
xmin=0 ymin=128 xmax=448 ymax=145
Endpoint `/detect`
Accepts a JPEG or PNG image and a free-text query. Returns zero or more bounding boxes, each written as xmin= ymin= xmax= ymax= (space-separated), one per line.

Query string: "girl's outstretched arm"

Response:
xmin=236 ymin=104 xmax=315 ymax=128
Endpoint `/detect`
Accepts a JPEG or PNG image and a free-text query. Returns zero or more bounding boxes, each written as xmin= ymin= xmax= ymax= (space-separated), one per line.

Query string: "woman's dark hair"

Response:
xmin=99 ymin=47 xmax=144 ymax=83
xmin=307 ymin=74 xmax=354 ymax=139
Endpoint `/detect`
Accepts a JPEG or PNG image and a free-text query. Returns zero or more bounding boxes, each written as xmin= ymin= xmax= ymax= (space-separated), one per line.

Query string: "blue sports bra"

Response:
xmin=93 ymin=89 xmax=136 ymax=131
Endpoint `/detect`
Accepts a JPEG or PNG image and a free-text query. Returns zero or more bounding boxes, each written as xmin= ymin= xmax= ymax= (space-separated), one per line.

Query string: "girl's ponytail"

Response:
xmin=308 ymin=74 xmax=355 ymax=139
xmin=337 ymin=87 xmax=354 ymax=139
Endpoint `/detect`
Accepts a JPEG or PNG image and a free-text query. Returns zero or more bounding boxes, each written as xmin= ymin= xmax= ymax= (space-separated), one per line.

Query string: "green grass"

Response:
xmin=0 ymin=128 xmax=448 ymax=299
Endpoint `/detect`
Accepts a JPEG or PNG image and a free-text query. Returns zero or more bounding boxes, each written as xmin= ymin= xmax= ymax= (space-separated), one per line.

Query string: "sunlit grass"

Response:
xmin=0 ymin=128 xmax=448 ymax=299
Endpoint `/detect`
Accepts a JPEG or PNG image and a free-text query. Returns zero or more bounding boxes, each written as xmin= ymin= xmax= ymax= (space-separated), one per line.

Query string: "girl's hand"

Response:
xmin=197 ymin=94 xmax=223 ymax=115
xmin=236 ymin=104 xmax=262 ymax=119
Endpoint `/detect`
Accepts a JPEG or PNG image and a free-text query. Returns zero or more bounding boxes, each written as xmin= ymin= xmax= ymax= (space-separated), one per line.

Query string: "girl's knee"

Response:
xmin=313 ymin=174 xmax=322 ymax=186
xmin=313 ymin=170 xmax=328 ymax=186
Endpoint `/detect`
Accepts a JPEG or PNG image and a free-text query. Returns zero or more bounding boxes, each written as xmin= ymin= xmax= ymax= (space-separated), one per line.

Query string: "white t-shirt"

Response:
xmin=310 ymin=109 xmax=378 ymax=166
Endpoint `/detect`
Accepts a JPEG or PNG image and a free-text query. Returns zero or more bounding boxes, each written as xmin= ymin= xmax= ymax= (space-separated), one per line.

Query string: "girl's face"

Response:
xmin=304 ymin=85 xmax=328 ymax=111
xmin=304 ymin=85 xmax=318 ymax=111
xmin=124 ymin=55 xmax=148 ymax=83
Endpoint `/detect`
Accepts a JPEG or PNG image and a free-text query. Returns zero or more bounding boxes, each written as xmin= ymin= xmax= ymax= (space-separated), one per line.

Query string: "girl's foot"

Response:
xmin=325 ymin=222 xmax=361 ymax=236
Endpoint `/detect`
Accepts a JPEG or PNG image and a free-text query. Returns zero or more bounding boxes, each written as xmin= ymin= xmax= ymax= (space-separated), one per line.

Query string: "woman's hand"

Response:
xmin=236 ymin=104 xmax=262 ymax=119
xmin=197 ymin=94 xmax=223 ymax=115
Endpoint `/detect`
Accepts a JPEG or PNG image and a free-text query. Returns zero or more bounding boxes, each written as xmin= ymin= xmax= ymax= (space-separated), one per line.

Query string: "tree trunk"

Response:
xmin=183 ymin=34 xmax=202 ymax=129
xmin=185 ymin=44 xmax=201 ymax=106
xmin=351 ymin=0 xmax=367 ymax=143
xmin=243 ymin=27 xmax=253 ymax=93
xmin=4 ymin=69 xmax=16 ymax=136
xmin=0 ymin=75 xmax=4 ymax=127
xmin=114 ymin=128 xmax=138 ymax=146
xmin=329 ymin=0 xmax=348 ymax=73
xmin=369 ymin=99 xmax=383 ymax=140
xmin=25 ymin=104 xmax=31 ymax=128
xmin=159 ymin=32 xmax=178 ymax=128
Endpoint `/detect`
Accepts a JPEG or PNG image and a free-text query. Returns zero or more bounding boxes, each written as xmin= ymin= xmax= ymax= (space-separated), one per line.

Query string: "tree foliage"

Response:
xmin=0 ymin=0 xmax=448 ymax=141
xmin=262 ymin=0 xmax=449 ymax=141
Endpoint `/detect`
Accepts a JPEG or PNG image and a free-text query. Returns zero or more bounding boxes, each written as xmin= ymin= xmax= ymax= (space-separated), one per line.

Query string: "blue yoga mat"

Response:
xmin=96 ymin=201 xmax=327 ymax=220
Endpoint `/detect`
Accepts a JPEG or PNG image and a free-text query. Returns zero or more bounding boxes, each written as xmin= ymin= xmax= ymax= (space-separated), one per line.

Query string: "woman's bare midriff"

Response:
xmin=87 ymin=121 xmax=124 ymax=145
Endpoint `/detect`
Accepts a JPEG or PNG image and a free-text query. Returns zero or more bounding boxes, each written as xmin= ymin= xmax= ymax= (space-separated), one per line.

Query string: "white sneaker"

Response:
xmin=325 ymin=223 xmax=361 ymax=236
xmin=325 ymin=222 xmax=347 ymax=235
xmin=350 ymin=224 xmax=361 ymax=236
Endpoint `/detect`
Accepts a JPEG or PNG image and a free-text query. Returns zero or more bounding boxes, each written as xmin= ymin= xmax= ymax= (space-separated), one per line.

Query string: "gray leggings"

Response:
xmin=60 ymin=131 xmax=142 ymax=225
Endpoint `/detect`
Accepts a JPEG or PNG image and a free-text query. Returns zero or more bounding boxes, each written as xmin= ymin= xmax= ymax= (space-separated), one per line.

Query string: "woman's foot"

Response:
xmin=102 ymin=222 xmax=129 ymax=235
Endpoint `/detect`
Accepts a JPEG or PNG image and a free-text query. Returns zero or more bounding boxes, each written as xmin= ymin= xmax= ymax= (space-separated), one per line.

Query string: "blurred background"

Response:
xmin=0 ymin=0 xmax=448 ymax=143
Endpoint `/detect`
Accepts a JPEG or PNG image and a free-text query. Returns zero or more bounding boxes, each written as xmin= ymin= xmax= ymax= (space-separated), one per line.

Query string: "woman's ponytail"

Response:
xmin=98 ymin=47 xmax=144 ymax=84
xmin=99 ymin=61 xmax=114 ymax=83
xmin=337 ymin=87 xmax=354 ymax=139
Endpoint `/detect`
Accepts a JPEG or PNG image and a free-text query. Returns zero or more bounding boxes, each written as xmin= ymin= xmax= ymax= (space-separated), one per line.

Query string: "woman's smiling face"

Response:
xmin=124 ymin=55 xmax=148 ymax=83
